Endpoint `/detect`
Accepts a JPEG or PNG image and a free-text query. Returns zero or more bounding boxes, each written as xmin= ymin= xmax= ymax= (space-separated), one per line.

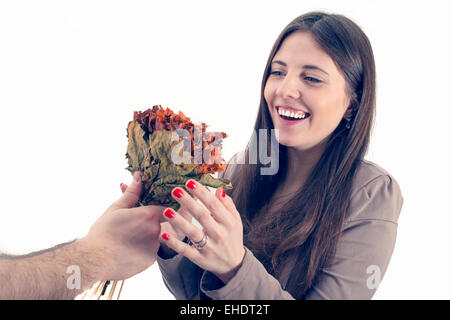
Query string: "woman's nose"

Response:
xmin=276 ymin=75 xmax=301 ymax=100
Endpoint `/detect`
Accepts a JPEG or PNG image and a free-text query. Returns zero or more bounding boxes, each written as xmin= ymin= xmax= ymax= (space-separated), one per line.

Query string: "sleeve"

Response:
xmin=200 ymin=247 xmax=295 ymax=299
xmin=304 ymin=174 xmax=404 ymax=299
xmin=156 ymin=249 xmax=204 ymax=300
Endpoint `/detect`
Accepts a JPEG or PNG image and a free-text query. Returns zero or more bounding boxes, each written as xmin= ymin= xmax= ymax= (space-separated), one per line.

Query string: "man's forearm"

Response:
xmin=0 ymin=239 xmax=104 ymax=299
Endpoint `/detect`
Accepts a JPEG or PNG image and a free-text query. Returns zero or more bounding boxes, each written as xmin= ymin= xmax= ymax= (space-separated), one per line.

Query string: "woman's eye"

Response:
xmin=269 ymin=71 xmax=284 ymax=76
xmin=304 ymin=76 xmax=322 ymax=83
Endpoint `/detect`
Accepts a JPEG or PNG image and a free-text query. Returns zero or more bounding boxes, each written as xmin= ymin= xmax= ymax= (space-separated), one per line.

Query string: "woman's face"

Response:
xmin=264 ymin=31 xmax=351 ymax=151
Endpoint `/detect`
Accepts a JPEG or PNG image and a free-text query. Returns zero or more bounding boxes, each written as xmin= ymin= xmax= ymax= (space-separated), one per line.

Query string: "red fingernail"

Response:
xmin=186 ymin=180 xmax=197 ymax=190
xmin=161 ymin=233 xmax=170 ymax=241
xmin=221 ymin=188 xmax=226 ymax=198
xmin=164 ymin=208 xmax=175 ymax=219
xmin=120 ymin=183 xmax=124 ymax=188
xmin=172 ymin=188 xmax=183 ymax=199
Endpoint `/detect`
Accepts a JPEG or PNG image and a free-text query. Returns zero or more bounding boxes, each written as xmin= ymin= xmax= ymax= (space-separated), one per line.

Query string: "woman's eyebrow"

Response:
xmin=303 ymin=65 xmax=329 ymax=76
xmin=271 ymin=60 xmax=287 ymax=67
xmin=271 ymin=60 xmax=329 ymax=76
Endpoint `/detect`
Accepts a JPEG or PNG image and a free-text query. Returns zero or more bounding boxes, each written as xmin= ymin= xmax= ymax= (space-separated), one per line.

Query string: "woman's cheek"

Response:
xmin=263 ymin=82 xmax=274 ymax=105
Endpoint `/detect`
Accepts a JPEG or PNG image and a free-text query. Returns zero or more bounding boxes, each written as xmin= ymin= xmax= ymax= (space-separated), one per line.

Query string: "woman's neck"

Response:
xmin=281 ymin=141 xmax=327 ymax=192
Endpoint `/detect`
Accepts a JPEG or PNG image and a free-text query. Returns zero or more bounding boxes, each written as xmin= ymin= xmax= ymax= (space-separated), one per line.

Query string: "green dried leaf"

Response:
xmin=125 ymin=106 xmax=232 ymax=210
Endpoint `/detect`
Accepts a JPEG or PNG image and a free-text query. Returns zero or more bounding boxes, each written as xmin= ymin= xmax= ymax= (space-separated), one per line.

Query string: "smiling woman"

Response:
xmin=156 ymin=11 xmax=403 ymax=300
xmin=265 ymin=32 xmax=352 ymax=151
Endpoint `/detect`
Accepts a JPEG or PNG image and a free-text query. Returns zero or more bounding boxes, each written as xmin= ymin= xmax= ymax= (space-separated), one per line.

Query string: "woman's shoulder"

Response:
xmin=217 ymin=153 xmax=404 ymax=223
xmin=351 ymin=159 xmax=394 ymax=192
xmin=346 ymin=159 xmax=404 ymax=224
xmin=351 ymin=159 xmax=402 ymax=195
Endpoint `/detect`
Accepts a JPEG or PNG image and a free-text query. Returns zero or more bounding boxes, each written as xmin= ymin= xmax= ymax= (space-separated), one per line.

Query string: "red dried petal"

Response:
xmin=131 ymin=105 xmax=227 ymax=173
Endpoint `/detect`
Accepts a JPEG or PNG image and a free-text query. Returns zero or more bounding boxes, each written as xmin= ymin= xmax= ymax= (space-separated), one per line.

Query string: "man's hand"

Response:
xmin=0 ymin=171 xmax=165 ymax=299
xmin=78 ymin=171 xmax=166 ymax=281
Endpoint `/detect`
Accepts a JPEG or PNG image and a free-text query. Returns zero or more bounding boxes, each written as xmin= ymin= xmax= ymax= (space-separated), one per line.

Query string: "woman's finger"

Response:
xmin=175 ymin=206 xmax=193 ymax=223
xmin=183 ymin=179 xmax=233 ymax=227
xmin=216 ymin=187 xmax=241 ymax=221
xmin=171 ymin=187 xmax=219 ymax=236
xmin=162 ymin=208 xmax=205 ymax=244
xmin=160 ymin=232 xmax=203 ymax=262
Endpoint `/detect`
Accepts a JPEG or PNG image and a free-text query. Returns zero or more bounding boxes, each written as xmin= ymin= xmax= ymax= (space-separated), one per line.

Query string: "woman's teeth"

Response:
xmin=277 ymin=107 xmax=310 ymax=120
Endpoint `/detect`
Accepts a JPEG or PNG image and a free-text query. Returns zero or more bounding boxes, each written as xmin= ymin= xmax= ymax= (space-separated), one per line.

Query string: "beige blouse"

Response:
xmin=157 ymin=152 xmax=404 ymax=299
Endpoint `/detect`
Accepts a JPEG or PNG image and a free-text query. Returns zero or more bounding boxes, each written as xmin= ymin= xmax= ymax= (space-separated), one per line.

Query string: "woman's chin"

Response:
xmin=272 ymin=130 xmax=292 ymax=144
xmin=275 ymin=134 xmax=313 ymax=150
xmin=272 ymin=127 xmax=315 ymax=150
xmin=276 ymin=136 xmax=302 ymax=148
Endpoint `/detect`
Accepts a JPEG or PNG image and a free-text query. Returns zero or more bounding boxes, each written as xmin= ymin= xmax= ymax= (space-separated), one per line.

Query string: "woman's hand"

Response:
xmin=159 ymin=179 xmax=246 ymax=284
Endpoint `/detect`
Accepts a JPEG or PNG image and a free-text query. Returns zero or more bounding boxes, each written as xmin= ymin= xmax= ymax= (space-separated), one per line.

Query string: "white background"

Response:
xmin=0 ymin=0 xmax=449 ymax=299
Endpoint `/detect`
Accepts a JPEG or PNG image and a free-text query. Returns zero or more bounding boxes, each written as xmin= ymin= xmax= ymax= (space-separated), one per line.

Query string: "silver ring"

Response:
xmin=192 ymin=233 xmax=208 ymax=250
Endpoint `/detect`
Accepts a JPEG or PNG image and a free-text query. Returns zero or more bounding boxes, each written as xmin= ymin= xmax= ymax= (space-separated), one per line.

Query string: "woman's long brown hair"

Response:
xmin=227 ymin=12 xmax=376 ymax=299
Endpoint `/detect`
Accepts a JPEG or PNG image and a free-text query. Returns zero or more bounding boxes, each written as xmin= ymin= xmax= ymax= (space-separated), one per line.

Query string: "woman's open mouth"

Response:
xmin=276 ymin=106 xmax=311 ymax=126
